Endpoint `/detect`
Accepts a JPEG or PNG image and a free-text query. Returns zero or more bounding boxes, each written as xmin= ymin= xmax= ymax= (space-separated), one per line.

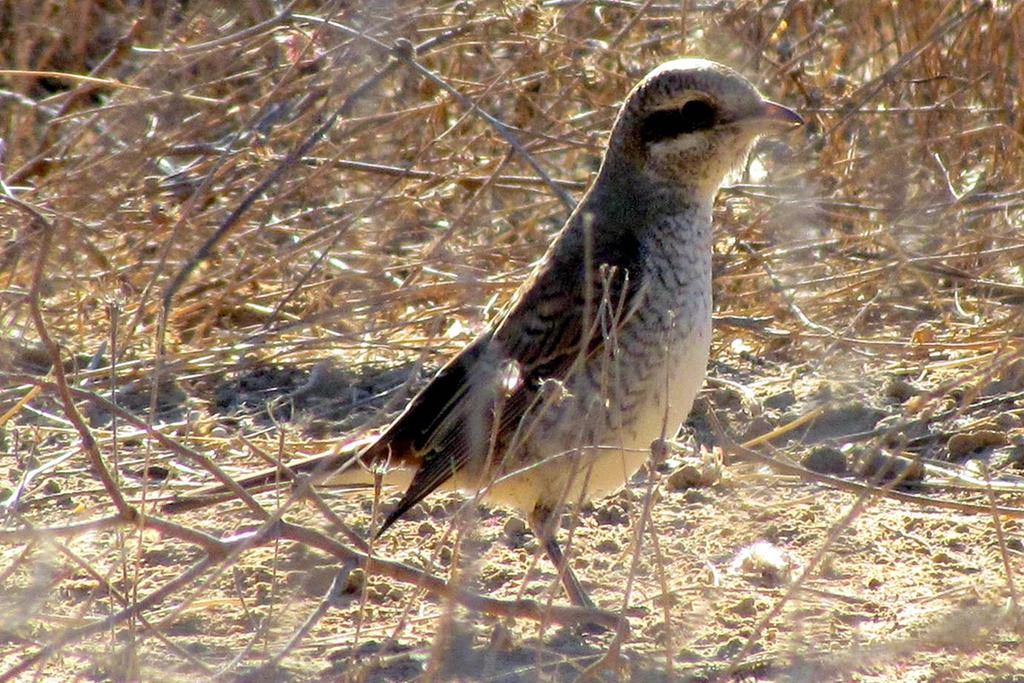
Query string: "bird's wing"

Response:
xmin=163 ymin=212 xmax=647 ymax=526
xmin=367 ymin=328 xmax=504 ymax=534
xmin=496 ymin=230 xmax=647 ymax=381
xmin=375 ymin=224 xmax=646 ymax=535
xmin=361 ymin=330 xmax=496 ymax=468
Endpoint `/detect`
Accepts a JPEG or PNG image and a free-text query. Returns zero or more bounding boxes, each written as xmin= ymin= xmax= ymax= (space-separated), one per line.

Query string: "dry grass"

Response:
xmin=2 ymin=1 xmax=1024 ymax=681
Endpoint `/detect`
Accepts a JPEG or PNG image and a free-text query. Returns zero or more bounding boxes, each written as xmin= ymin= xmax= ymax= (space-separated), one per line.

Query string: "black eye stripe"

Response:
xmin=639 ymin=100 xmax=717 ymax=144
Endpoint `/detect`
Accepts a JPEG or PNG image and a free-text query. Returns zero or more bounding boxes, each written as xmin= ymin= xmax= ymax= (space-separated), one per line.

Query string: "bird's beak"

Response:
xmin=752 ymin=100 xmax=804 ymax=129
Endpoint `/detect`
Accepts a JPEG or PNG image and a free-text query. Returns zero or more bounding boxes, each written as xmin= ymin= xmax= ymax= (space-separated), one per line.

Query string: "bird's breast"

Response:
xmin=467 ymin=211 xmax=717 ymax=512
xmin=586 ymin=211 xmax=715 ymax=455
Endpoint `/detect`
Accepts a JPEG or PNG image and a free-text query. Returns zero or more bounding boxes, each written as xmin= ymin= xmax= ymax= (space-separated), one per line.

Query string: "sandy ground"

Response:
xmin=4 ymin=344 xmax=1024 ymax=681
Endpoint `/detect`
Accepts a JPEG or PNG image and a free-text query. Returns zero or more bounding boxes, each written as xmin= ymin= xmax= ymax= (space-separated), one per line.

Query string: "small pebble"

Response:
xmin=741 ymin=416 xmax=773 ymax=442
xmin=996 ymin=413 xmax=1021 ymax=430
xmin=667 ymin=447 xmax=722 ymax=490
xmin=855 ymin=450 xmax=924 ymax=484
xmin=681 ymin=489 xmax=710 ymax=505
xmin=764 ymin=389 xmax=796 ymax=411
xmin=668 ymin=465 xmax=704 ymax=490
xmin=947 ymin=430 xmax=1008 ymax=459
xmin=728 ymin=596 xmax=758 ymax=617
xmin=596 ymin=503 xmax=628 ymax=526
xmin=911 ymin=322 xmax=936 ymax=345
xmin=802 ymin=446 xmax=848 ymax=475
xmin=729 ymin=540 xmax=794 ymax=586
xmin=503 ymin=517 xmax=527 ymax=541
xmin=883 ymin=377 xmax=920 ymax=402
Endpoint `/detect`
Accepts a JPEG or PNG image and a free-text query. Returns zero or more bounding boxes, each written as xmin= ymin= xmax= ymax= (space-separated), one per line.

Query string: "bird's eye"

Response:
xmin=639 ymin=99 xmax=717 ymax=144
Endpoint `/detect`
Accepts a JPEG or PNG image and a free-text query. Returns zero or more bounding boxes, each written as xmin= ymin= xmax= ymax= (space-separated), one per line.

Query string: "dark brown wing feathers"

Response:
xmin=163 ymin=215 xmax=645 ymax=527
xmin=376 ymin=228 xmax=645 ymax=534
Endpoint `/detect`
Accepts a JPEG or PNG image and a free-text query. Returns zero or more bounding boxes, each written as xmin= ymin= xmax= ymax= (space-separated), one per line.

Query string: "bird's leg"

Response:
xmin=529 ymin=504 xmax=594 ymax=608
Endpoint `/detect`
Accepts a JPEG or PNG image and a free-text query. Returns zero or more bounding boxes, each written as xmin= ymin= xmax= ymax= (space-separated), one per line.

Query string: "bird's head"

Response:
xmin=606 ymin=58 xmax=802 ymax=197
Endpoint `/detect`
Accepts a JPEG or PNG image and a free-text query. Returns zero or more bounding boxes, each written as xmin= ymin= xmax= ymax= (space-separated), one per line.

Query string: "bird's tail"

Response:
xmin=160 ymin=433 xmax=383 ymax=514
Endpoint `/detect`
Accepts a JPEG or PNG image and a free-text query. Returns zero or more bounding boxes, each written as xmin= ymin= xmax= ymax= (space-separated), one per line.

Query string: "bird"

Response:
xmin=164 ymin=58 xmax=802 ymax=608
